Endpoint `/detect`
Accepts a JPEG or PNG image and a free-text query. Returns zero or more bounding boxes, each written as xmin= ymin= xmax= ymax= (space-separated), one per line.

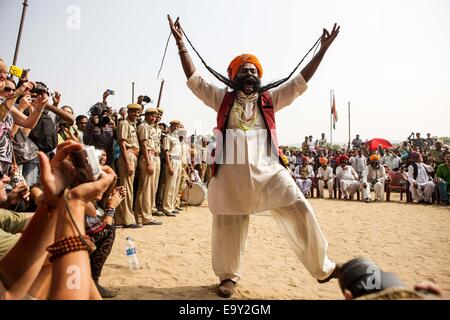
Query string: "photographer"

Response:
xmin=339 ymin=257 xmax=444 ymax=300
xmin=83 ymin=91 xmax=116 ymax=166
xmin=0 ymin=141 xmax=116 ymax=299
xmin=0 ymin=78 xmax=48 ymax=175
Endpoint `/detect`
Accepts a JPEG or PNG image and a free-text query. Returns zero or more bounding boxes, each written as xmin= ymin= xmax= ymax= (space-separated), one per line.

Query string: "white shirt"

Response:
xmin=187 ymin=71 xmax=308 ymax=214
xmin=317 ymin=166 xmax=334 ymax=180
xmin=363 ymin=165 xmax=387 ymax=184
xmin=336 ymin=165 xmax=359 ymax=181
xmin=350 ymin=156 xmax=367 ymax=173
xmin=308 ymin=140 xmax=315 ymax=152
xmin=407 ymin=162 xmax=433 ymax=184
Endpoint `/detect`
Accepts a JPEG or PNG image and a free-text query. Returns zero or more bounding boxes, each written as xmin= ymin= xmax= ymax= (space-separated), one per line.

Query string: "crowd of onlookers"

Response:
xmin=0 ymin=55 xmax=448 ymax=300
xmin=280 ymin=132 xmax=450 ymax=205
xmin=0 ymin=57 xmax=212 ymax=299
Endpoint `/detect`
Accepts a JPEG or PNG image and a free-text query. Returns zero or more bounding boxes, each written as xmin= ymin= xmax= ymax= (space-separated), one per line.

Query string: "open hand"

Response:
xmin=167 ymin=15 xmax=182 ymax=43
xmin=38 ymin=140 xmax=83 ymax=206
xmin=320 ymin=23 xmax=340 ymax=52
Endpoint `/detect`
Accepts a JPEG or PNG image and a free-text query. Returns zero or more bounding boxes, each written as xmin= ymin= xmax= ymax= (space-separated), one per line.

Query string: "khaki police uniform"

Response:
xmin=162 ymin=130 xmax=183 ymax=214
xmin=115 ymin=117 xmax=140 ymax=226
xmin=134 ymin=117 xmax=158 ymax=224
xmin=152 ymin=123 xmax=163 ymax=213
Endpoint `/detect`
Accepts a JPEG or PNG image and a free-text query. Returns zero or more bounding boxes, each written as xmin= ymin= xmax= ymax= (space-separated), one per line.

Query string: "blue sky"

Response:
xmin=1 ymin=0 xmax=449 ymax=145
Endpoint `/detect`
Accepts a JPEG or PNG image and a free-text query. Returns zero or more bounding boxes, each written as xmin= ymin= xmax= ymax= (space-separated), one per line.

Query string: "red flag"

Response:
xmin=331 ymin=93 xmax=338 ymax=129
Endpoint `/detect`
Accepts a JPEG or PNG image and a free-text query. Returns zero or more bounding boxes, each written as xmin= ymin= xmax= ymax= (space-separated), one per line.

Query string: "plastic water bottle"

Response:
xmin=125 ymin=237 xmax=140 ymax=271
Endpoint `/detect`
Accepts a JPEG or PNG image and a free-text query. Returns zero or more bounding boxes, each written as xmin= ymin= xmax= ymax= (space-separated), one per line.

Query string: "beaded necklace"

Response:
xmin=231 ymin=91 xmax=259 ymax=131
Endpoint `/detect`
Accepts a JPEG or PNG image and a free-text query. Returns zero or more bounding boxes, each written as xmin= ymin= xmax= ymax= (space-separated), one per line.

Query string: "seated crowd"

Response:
xmin=281 ymin=133 xmax=450 ymax=205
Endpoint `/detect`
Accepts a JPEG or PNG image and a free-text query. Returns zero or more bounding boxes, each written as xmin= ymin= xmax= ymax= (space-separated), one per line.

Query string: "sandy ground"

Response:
xmin=102 ymin=193 xmax=450 ymax=300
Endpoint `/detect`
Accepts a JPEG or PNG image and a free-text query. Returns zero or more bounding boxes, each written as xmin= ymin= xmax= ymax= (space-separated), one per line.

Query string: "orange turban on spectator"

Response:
xmin=369 ymin=155 xmax=380 ymax=162
xmin=319 ymin=157 xmax=328 ymax=165
xmin=227 ymin=54 xmax=263 ymax=81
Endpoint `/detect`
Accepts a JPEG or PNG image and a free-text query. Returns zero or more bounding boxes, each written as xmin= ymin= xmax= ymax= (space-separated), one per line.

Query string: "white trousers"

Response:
xmin=295 ymin=178 xmax=312 ymax=196
xmin=361 ymin=182 xmax=384 ymax=201
xmin=410 ymin=181 xmax=435 ymax=202
xmin=318 ymin=179 xmax=334 ymax=198
xmin=340 ymin=180 xmax=360 ymax=199
xmin=211 ymin=197 xmax=336 ymax=283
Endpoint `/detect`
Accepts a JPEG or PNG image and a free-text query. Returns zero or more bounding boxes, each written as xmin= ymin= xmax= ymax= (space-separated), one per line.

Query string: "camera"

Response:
xmin=30 ymin=82 xmax=49 ymax=95
xmin=106 ymin=89 xmax=115 ymax=95
xmin=71 ymin=146 xmax=103 ymax=184
xmin=10 ymin=172 xmax=25 ymax=189
xmin=339 ymin=257 xmax=405 ymax=299
xmin=142 ymin=95 xmax=152 ymax=104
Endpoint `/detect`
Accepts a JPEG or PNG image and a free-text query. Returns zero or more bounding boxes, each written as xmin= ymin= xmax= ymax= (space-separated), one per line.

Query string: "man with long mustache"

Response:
xmin=168 ymin=15 xmax=341 ymax=298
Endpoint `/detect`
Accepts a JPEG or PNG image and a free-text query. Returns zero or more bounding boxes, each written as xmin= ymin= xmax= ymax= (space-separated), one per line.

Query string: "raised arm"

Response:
xmin=300 ymin=23 xmax=340 ymax=83
xmin=168 ymin=15 xmax=196 ymax=79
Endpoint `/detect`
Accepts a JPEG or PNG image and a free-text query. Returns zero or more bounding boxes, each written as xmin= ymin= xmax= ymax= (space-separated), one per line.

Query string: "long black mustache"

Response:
xmin=233 ymin=75 xmax=261 ymax=92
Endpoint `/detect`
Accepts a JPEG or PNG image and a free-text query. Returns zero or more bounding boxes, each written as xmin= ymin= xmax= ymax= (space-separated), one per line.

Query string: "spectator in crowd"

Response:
xmin=301 ymin=136 xmax=309 ymax=153
xmin=381 ymin=149 xmax=401 ymax=171
xmin=430 ymin=140 xmax=445 ymax=167
xmin=318 ymin=133 xmax=327 ymax=148
xmin=351 ymin=134 xmax=363 ymax=150
xmin=350 ymin=149 xmax=367 ymax=178
xmin=57 ymin=106 xmax=80 ymax=144
xmin=0 ymin=79 xmax=47 ymax=175
xmin=83 ymin=91 xmax=115 ymax=166
xmin=308 ymin=135 xmax=315 ymax=153
xmin=0 ymin=141 xmax=116 ymax=300
xmin=407 ymin=152 xmax=435 ymax=204
xmin=436 ymin=153 xmax=450 ymax=205
xmin=317 ymin=157 xmax=334 ymax=198
xmin=412 ymin=132 xmax=425 ymax=151
xmin=336 ymin=155 xmax=360 ymax=200
xmin=426 ymin=133 xmax=434 ymax=147
xmin=399 ymin=141 xmax=411 ymax=161
xmin=75 ymin=115 xmax=88 ymax=143
xmin=294 ymin=157 xmax=315 ymax=197
xmin=361 ymin=155 xmax=387 ymax=203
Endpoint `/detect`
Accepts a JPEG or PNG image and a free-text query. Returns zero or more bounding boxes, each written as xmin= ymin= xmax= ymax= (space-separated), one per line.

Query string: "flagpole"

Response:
xmin=348 ymin=101 xmax=351 ymax=150
xmin=330 ymin=90 xmax=333 ymax=146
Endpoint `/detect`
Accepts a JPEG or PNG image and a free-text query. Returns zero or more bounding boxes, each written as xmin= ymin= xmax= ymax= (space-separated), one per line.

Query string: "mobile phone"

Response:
xmin=71 ymin=146 xmax=102 ymax=184
xmin=9 ymin=65 xmax=29 ymax=80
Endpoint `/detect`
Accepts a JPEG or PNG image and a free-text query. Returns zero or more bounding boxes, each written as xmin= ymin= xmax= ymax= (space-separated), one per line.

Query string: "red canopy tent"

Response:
xmin=365 ymin=138 xmax=393 ymax=151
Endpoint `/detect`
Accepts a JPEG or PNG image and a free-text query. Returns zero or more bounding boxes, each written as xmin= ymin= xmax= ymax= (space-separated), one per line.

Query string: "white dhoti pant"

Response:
xmin=410 ymin=181 xmax=435 ymax=202
xmin=295 ymin=178 xmax=312 ymax=196
xmin=361 ymin=182 xmax=384 ymax=201
xmin=340 ymin=180 xmax=360 ymax=199
xmin=211 ymin=194 xmax=335 ymax=283
xmin=318 ymin=179 xmax=334 ymax=198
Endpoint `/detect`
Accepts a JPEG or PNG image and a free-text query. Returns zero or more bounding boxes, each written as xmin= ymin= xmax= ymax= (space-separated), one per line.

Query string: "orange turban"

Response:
xmin=319 ymin=157 xmax=328 ymax=165
xmin=227 ymin=54 xmax=263 ymax=81
xmin=369 ymin=154 xmax=380 ymax=162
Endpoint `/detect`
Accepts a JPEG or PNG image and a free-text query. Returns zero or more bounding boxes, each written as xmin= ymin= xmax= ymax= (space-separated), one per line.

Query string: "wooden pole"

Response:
xmin=12 ymin=0 xmax=29 ymax=66
xmin=157 ymin=79 xmax=165 ymax=108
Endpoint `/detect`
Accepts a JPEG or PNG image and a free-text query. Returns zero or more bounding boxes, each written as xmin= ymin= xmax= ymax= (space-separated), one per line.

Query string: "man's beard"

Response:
xmin=233 ymin=75 xmax=261 ymax=93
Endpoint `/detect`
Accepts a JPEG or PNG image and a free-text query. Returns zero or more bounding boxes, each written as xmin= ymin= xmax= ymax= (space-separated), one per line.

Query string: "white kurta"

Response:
xmin=187 ymin=71 xmax=335 ymax=282
xmin=187 ymin=71 xmax=308 ymax=215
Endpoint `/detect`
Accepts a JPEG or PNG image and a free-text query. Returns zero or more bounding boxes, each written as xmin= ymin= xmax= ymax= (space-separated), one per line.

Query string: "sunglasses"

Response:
xmin=3 ymin=87 xmax=15 ymax=93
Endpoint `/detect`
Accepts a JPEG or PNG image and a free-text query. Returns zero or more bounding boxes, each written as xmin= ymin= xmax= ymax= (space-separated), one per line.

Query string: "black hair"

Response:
xmin=180 ymin=27 xmax=321 ymax=93
xmin=76 ymin=115 xmax=87 ymax=122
